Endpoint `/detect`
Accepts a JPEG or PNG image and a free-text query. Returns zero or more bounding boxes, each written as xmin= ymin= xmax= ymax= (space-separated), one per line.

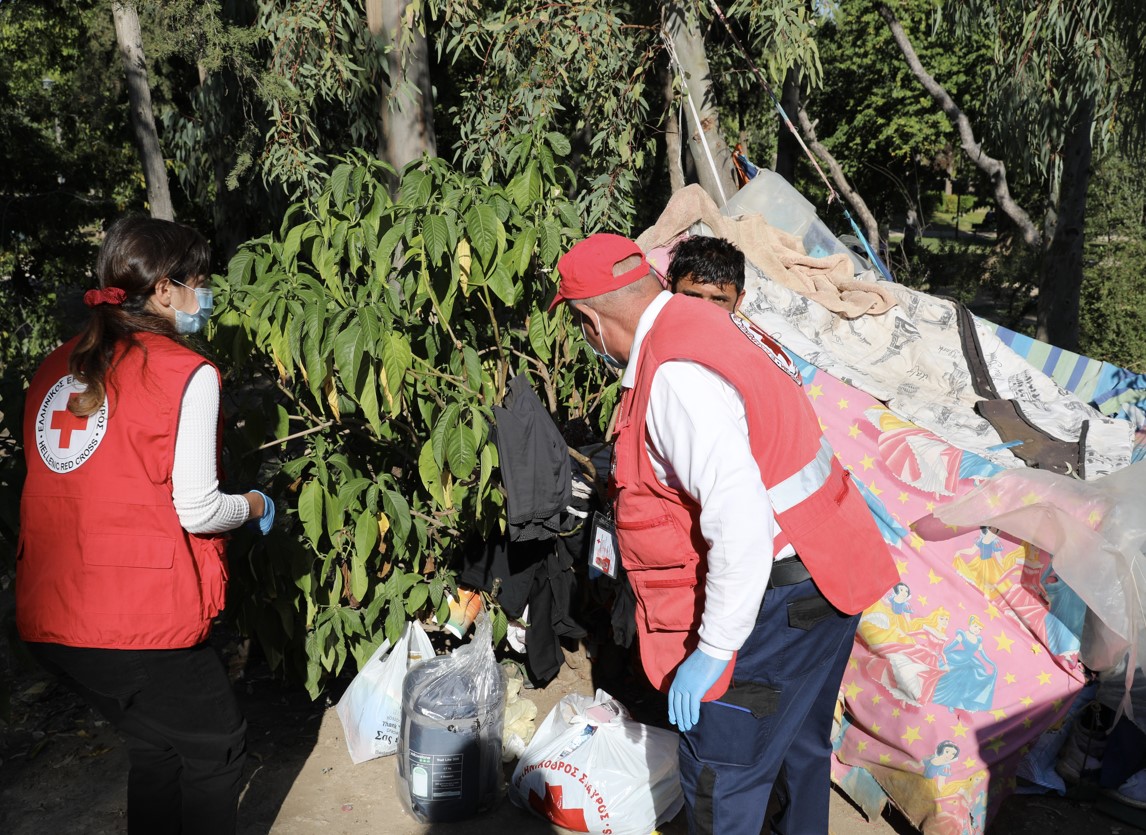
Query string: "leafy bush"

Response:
xmin=921 ymin=191 xmax=978 ymax=217
xmin=1080 ymin=151 xmax=1146 ymax=373
xmin=212 ymin=144 xmax=613 ymax=697
xmin=1080 ymin=241 xmax=1146 ymax=373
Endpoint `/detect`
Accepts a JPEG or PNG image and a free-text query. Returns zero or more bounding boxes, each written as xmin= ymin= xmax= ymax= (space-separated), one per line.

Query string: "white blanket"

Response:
xmin=737 ymin=262 xmax=1133 ymax=477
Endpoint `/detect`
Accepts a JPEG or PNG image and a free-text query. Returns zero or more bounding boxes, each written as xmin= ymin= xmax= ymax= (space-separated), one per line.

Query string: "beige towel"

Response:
xmin=636 ymin=184 xmax=897 ymax=318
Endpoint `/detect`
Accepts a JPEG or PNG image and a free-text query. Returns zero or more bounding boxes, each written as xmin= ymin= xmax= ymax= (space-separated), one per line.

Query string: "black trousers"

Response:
xmin=27 ymin=641 xmax=247 ymax=835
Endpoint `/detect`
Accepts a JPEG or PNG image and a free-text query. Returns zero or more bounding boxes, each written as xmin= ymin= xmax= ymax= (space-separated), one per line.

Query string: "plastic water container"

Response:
xmin=721 ymin=170 xmax=868 ymax=273
xmin=398 ymin=654 xmax=505 ymax=822
xmin=722 ymin=169 xmax=817 ymax=237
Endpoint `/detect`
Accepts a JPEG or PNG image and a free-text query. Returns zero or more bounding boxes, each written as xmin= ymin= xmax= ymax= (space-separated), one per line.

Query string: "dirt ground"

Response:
xmin=1 ymin=633 xmax=1143 ymax=835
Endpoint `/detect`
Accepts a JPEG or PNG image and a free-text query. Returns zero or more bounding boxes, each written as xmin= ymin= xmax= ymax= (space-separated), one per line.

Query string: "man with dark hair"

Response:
xmin=549 ymin=232 xmax=897 ymax=834
xmin=666 ymin=235 xmax=745 ymax=313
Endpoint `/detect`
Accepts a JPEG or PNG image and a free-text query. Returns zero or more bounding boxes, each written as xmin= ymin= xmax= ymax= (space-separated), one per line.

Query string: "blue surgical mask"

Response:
xmin=581 ymin=309 xmax=625 ymax=369
xmin=170 ymin=278 xmax=214 ymax=335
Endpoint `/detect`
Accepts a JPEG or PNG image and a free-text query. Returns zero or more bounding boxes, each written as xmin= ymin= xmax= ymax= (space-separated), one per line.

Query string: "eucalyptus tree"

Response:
xmin=805 ymin=0 xmax=989 ymax=251
xmin=368 ymin=0 xmax=437 ymax=172
xmin=879 ymin=0 xmax=1146 ymax=350
xmin=112 ymin=1 xmax=173 ymax=219
xmin=423 ymin=0 xmax=823 ymax=228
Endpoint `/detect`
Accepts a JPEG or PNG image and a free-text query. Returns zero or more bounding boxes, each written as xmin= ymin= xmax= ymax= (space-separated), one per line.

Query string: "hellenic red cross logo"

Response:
xmin=529 ymin=783 xmax=588 ymax=831
xmin=50 ymin=394 xmax=88 ymax=449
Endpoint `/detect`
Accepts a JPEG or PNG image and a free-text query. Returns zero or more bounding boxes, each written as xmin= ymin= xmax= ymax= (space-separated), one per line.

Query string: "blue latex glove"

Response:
xmin=668 ymin=647 xmax=730 ymax=733
xmin=251 ymin=489 xmax=275 ymax=535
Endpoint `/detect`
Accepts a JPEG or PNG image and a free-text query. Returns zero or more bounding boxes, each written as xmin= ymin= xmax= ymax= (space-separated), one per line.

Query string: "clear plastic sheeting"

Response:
xmin=397 ymin=612 xmax=506 ymax=823
xmin=932 ymin=461 xmax=1146 ymax=713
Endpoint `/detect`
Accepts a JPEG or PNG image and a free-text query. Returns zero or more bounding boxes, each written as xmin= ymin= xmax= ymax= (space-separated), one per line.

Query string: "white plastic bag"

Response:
xmin=510 ymin=689 xmax=683 ymax=835
xmin=335 ymin=621 xmax=434 ymax=763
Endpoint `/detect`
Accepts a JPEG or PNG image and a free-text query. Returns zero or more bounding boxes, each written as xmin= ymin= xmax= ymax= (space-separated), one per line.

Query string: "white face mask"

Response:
xmin=580 ymin=309 xmax=624 ymax=369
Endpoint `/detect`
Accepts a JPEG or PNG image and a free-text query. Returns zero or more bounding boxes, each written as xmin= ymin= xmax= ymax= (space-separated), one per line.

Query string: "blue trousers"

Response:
xmin=677 ymin=577 xmax=860 ymax=835
xmin=27 ymin=641 xmax=247 ymax=835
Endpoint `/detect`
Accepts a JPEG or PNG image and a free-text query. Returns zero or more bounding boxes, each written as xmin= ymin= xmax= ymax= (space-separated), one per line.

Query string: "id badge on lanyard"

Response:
xmin=588 ymin=511 xmax=619 ymax=579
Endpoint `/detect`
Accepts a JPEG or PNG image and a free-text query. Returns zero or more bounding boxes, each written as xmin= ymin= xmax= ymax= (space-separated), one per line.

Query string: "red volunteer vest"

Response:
xmin=612 ymin=295 xmax=897 ymax=699
xmin=18 ymin=333 xmax=229 ymax=649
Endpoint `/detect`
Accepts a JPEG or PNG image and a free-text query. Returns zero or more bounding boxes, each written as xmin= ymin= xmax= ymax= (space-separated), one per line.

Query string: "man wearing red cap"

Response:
xmin=550 ymin=233 xmax=897 ymax=835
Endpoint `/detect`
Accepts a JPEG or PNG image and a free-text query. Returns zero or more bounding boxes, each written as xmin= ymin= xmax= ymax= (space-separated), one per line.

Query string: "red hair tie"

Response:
xmin=84 ymin=287 xmax=127 ymax=307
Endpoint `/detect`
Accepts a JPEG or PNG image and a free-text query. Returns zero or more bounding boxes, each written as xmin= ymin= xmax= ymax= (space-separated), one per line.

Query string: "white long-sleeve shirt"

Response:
xmin=622 ymin=292 xmax=796 ymax=661
xmin=171 ymin=365 xmax=249 ymax=534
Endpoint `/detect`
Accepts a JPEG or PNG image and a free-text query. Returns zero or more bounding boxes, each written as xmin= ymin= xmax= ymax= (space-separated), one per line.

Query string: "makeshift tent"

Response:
xmin=637 ymin=179 xmax=1143 ymax=835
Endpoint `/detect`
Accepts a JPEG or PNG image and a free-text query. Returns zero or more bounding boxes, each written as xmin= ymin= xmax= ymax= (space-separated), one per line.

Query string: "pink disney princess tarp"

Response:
xmin=800 ymin=364 xmax=1088 ymax=835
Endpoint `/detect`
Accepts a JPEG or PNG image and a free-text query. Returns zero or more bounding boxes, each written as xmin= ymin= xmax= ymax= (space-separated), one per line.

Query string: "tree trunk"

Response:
xmin=1036 ymin=95 xmax=1094 ymax=350
xmin=662 ymin=60 xmax=686 ymax=193
xmin=663 ymin=2 xmax=738 ymax=206
xmin=371 ymin=0 xmax=437 ymax=174
xmin=775 ymin=68 xmax=801 ymax=183
xmin=112 ymin=1 xmax=174 ymax=221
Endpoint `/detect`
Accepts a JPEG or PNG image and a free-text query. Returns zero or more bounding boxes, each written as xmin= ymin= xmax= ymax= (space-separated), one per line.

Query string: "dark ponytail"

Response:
xmin=68 ymin=216 xmax=211 ymax=417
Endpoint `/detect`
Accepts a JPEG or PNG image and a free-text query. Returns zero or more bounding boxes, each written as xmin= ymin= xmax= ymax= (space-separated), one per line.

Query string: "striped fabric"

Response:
xmin=979 ymin=319 xmax=1146 ymax=421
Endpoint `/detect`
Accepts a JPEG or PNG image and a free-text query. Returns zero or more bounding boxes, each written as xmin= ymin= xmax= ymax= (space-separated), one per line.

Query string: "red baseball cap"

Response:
xmin=548 ymin=233 xmax=650 ymax=311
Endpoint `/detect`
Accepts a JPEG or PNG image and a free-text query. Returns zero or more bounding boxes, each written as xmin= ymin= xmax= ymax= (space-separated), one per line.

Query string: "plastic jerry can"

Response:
xmin=397 ymin=653 xmax=505 ymax=822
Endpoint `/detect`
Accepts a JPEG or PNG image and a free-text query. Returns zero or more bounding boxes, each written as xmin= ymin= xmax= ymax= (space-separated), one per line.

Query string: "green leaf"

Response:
xmin=405 ymin=583 xmax=429 ymax=615
xmin=330 ymin=163 xmax=352 ymax=208
xmin=298 ymin=480 xmax=324 ymax=548
xmin=423 ymin=213 xmax=450 ymax=266
xmin=274 ymin=404 xmax=291 ymax=442
xmin=375 ymin=223 xmax=405 ymax=275
xmin=432 ymin=402 xmax=460 ymax=471
xmin=382 ymin=489 xmax=412 ymax=545
xmin=385 ymin=601 xmax=406 ymax=644
xmin=418 ymin=441 xmax=445 ymax=506
xmin=528 ymin=309 xmax=552 ymax=363
xmin=539 ymin=218 xmax=563 ymax=265
xmin=400 ymin=168 xmax=433 ymax=207
xmin=281 ymin=223 xmax=304 ymax=268
xmin=228 ymin=250 xmax=256 ymax=285
xmin=464 ymin=204 xmax=500 ymax=264
xmin=463 ymin=346 xmax=482 ymax=391
xmin=337 ymin=477 xmax=372 ymax=511
xmin=486 ymin=259 xmax=517 ymax=306
xmin=507 ymin=172 xmax=530 ymax=212
xmin=491 ymin=605 xmax=508 ymax=646
xmin=445 ymin=424 xmax=477 ymax=479
xmin=524 ymin=161 xmax=542 ymax=205
xmin=514 ymin=227 xmax=537 ymax=276
xmin=350 ymin=551 xmax=370 ymax=605
xmin=354 ymin=509 xmax=379 ymax=563
xmin=359 ymin=362 xmax=383 ymax=435
xmin=382 ymin=332 xmax=412 ymax=403
xmin=546 ymin=132 xmax=571 ymax=156
xmin=339 ymin=606 xmax=365 ymax=638
xmin=324 ymin=486 xmax=343 ymax=543
xmin=333 ymin=320 xmax=368 ymax=392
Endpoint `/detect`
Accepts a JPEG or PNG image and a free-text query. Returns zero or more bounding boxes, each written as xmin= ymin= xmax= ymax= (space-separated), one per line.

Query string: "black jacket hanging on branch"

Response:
xmin=491 ymin=374 xmax=572 ymax=542
xmin=460 ymin=374 xmax=586 ymax=682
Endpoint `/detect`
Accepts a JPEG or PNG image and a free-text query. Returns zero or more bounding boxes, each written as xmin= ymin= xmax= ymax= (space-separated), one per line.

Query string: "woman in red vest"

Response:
xmin=18 ymin=215 xmax=274 ymax=834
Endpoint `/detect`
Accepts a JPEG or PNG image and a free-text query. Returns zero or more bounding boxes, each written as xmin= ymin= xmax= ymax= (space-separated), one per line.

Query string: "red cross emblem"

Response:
xmin=50 ymin=394 xmax=89 ymax=449
xmin=529 ymin=782 xmax=588 ymax=831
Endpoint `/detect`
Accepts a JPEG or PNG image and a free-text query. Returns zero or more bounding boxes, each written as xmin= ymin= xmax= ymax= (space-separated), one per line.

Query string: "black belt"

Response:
xmin=767 ymin=556 xmax=811 ymax=588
